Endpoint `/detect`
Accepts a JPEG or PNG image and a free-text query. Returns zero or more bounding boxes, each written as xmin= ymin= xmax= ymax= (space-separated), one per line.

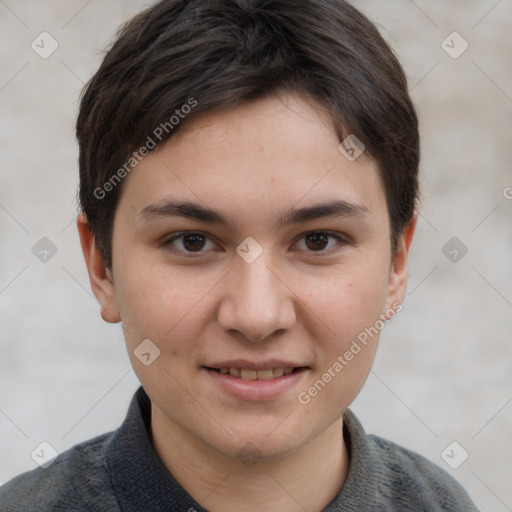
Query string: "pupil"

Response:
xmin=183 ymin=234 xmax=205 ymax=251
xmin=306 ymin=233 xmax=328 ymax=251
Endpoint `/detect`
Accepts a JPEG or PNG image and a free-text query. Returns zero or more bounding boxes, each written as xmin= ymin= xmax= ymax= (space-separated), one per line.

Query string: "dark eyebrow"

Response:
xmin=272 ymin=199 xmax=369 ymax=229
xmin=138 ymin=200 xmax=229 ymax=224
xmin=137 ymin=199 xmax=369 ymax=228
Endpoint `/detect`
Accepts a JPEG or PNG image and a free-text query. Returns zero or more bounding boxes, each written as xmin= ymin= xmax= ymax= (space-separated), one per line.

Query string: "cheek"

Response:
xmin=115 ymin=266 xmax=220 ymax=394
xmin=296 ymin=272 xmax=389 ymax=416
xmin=309 ymin=262 xmax=391 ymax=406
xmin=299 ymin=260 xmax=390 ymax=344
xmin=114 ymin=260 xmax=217 ymax=355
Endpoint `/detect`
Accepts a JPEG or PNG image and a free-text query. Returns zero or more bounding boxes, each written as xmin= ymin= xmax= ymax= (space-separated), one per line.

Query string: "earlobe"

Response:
xmin=385 ymin=214 xmax=418 ymax=315
xmin=76 ymin=213 xmax=121 ymax=324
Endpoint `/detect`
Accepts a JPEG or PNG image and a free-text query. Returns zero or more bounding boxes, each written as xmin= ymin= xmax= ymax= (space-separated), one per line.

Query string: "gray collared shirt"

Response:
xmin=0 ymin=387 xmax=480 ymax=511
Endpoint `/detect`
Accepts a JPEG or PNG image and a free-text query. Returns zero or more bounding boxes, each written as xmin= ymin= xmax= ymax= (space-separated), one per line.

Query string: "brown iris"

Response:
xmin=304 ymin=232 xmax=329 ymax=251
xmin=182 ymin=233 xmax=206 ymax=252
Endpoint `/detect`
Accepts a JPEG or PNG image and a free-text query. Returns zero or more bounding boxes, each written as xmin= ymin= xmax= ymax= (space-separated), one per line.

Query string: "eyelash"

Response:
xmin=163 ymin=230 xmax=350 ymax=255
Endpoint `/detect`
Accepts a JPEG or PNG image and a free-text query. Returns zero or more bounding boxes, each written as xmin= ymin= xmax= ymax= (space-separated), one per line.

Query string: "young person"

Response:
xmin=0 ymin=0 xmax=480 ymax=510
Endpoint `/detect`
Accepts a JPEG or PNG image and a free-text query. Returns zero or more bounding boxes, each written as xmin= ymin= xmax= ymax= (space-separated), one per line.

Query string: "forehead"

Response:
xmin=116 ymin=93 xmax=387 ymax=228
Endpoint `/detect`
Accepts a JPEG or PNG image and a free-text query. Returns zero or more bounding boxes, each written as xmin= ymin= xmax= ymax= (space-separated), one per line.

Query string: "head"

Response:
xmin=77 ymin=0 xmax=419 ymax=461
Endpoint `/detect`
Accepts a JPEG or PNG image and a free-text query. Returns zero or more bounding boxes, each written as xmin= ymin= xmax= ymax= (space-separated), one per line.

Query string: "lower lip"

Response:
xmin=203 ymin=368 xmax=309 ymax=401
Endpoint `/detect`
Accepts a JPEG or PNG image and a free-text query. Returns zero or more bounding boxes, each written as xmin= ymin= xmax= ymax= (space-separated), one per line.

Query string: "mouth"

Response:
xmin=202 ymin=362 xmax=310 ymax=401
xmin=204 ymin=366 xmax=306 ymax=380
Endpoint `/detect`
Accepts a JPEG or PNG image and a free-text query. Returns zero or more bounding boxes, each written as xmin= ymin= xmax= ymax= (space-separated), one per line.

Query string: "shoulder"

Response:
xmin=0 ymin=433 xmax=120 ymax=512
xmin=367 ymin=434 xmax=479 ymax=511
xmin=339 ymin=410 xmax=480 ymax=511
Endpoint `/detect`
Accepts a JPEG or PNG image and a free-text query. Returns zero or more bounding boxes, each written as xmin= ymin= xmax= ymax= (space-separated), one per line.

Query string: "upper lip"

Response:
xmin=204 ymin=359 xmax=309 ymax=371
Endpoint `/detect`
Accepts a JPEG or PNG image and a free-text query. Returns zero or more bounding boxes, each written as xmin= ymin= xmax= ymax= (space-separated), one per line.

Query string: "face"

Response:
xmin=80 ymin=93 xmax=413 ymax=461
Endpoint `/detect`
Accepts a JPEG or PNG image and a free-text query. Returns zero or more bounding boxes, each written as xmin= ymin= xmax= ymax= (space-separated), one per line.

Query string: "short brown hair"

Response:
xmin=77 ymin=0 xmax=419 ymax=269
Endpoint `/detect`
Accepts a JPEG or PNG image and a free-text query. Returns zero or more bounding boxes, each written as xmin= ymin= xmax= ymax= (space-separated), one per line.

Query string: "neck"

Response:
xmin=152 ymin=410 xmax=349 ymax=512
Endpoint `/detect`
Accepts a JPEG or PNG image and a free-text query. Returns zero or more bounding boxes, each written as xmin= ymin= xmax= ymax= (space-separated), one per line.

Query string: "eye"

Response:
xmin=164 ymin=231 xmax=217 ymax=253
xmin=294 ymin=231 xmax=346 ymax=252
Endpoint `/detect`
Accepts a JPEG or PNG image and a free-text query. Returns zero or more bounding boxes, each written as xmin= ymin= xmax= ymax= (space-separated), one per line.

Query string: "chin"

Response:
xmin=208 ymin=420 xmax=313 ymax=463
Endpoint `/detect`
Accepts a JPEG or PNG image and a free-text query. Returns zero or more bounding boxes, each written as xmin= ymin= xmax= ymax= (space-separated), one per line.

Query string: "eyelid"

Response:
xmin=291 ymin=230 xmax=351 ymax=252
xmin=163 ymin=230 xmax=220 ymax=254
xmin=162 ymin=229 xmax=351 ymax=255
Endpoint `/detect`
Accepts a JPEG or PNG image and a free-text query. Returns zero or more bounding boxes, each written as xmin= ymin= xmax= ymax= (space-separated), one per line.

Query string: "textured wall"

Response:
xmin=0 ymin=1 xmax=511 ymax=510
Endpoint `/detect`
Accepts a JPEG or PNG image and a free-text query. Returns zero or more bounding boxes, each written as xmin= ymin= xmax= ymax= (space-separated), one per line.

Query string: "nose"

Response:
xmin=217 ymin=256 xmax=296 ymax=342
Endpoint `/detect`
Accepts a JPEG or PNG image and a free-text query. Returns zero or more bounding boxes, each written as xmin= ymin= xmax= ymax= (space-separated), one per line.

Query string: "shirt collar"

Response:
xmin=105 ymin=387 xmax=377 ymax=511
xmin=105 ymin=387 xmax=207 ymax=512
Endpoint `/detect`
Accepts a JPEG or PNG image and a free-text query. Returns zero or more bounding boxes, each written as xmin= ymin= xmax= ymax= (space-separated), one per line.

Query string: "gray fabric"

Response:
xmin=0 ymin=387 xmax=480 ymax=511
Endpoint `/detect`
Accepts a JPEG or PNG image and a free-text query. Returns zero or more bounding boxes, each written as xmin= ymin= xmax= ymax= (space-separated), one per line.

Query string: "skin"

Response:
xmin=78 ymin=92 xmax=416 ymax=512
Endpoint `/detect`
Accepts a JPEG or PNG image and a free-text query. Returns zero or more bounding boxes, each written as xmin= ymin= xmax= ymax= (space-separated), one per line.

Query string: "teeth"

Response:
xmin=217 ymin=367 xmax=297 ymax=380
xmin=229 ymin=368 xmax=240 ymax=378
xmin=240 ymin=369 xmax=258 ymax=380
xmin=257 ymin=369 xmax=274 ymax=380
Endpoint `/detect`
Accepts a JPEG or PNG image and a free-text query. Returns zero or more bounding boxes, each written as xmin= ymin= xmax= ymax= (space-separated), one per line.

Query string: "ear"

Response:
xmin=77 ymin=213 xmax=121 ymax=324
xmin=384 ymin=214 xmax=417 ymax=315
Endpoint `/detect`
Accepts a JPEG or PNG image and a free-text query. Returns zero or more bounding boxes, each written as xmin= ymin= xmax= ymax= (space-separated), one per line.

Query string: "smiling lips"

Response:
xmin=211 ymin=367 xmax=297 ymax=380
xmin=205 ymin=360 xmax=309 ymax=381
xmin=204 ymin=363 xmax=309 ymax=400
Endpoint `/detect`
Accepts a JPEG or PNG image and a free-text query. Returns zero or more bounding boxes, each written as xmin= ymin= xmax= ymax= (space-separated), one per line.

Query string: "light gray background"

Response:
xmin=1 ymin=1 xmax=511 ymax=510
